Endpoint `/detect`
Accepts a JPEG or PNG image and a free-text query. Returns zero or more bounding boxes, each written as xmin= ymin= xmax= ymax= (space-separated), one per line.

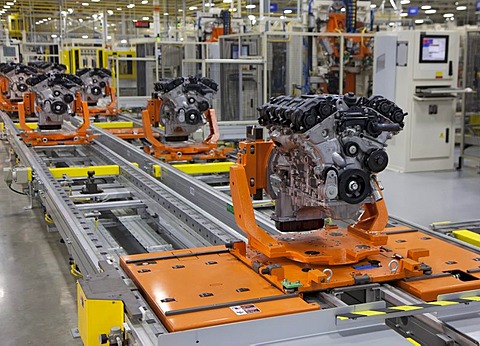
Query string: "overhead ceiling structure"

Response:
xmin=0 ymin=0 xmax=478 ymax=32
xmin=371 ymin=0 xmax=478 ymax=25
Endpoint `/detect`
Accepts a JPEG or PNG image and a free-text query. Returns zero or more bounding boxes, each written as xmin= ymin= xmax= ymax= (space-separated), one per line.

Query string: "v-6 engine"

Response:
xmin=154 ymin=76 xmax=218 ymax=141
xmin=27 ymin=73 xmax=83 ymax=130
xmin=258 ymin=93 xmax=406 ymax=232
xmin=76 ymin=68 xmax=112 ymax=106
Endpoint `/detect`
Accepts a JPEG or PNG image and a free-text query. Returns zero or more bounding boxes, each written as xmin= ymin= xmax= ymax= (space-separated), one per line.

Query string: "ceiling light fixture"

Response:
xmin=82 ymin=35 xmax=89 ymax=38
xmin=3 ymin=5 xmax=10 ymax=8
xmin=456 ymin=5 xmax=467 ymax=10
xmin=400 ymin=12 xmax=408 ymax=17
xmin=82 ymin=2 xmax=89 ymax=6
xmin=141 ymin=0 xmax=148 ymax=3
xmin=415 ymin=19 xmax=424 ymax=24
xmin=163 ymin=12 xmax=169 ymax=15
xmin=425 ymin=9 xmax=436 ymax=14
xmin=116 ymin=7 xmax=121 ymax=10
xmin=245 ymin=4 xmax=255 ymax=9
xmin=127 ymin=3 xmax=135 ymax=8
xmin=51 ymin=34 xmax=57 ymax=38
xmin=91 ymin=0 xmax=100 ymax=2
xmin=6 ymin=2 xmax=13 ymax=5
xmin=370 ymin=4 xmax=377 ymax=9
xmin=400 ymin=0 xmax=410 ymax=4
xmin=421 ymin=5 xmax=431 ymax=10
xmin=443 ymin=13 xmax=454 ymax=18
xmin=189 ymin=6 xmax=198 ymax=10
xmin=283 ymin=9 xmax=292 ymax=14
xmin=121 ymin=39 xmax=127 ymax=43
xmin=142 ymin=16 xmax=149 ymax=20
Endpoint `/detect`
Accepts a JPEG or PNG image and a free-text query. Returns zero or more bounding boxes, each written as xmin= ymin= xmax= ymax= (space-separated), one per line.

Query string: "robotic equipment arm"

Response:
xmin=257 ymin=92 xmax=405 ymax=231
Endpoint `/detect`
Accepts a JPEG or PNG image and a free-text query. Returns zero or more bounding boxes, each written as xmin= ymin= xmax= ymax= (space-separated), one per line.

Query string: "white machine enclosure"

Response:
xmin=373 ymin=30 xmax=459 ymax=172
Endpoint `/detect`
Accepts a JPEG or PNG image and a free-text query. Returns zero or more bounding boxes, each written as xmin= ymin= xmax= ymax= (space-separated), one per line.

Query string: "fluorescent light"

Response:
xmin=141 ymin=0 xmax=148 ymax=3
xmin=245 ymin=4 xmax=255 ymax=9
xmin=205 ymin=2 xmax=214 ymax=6
xmin=178 ymin=9 xmax=183 ymax=12
xmin=48 ymin=17 xmax=51 ymax=20
xmin=132 ymin=19 xmax=137 ymax=22
xmin=68 ymin=8 xmax=73 ymax=13
xmin=142 ymin=16 xmax=149 ymax=20
xmin=400 ymin=0 xmax=410 ymax=4
xmin=120 ymin=39 xmax=127 ymax=43
xmin=456 ymin=5 xmax=467 ymax=10
xmin=415 ymin=19 xmax=424 ymax=24
xmin=389 ymin=22 xmax=395 ymax=26
xmin=116 ymin=7 xmax=122 ymax=10
xmin=443 ymin=13 xmax=454 ymax=18
xmin=425 ymin=9 xmax=436 ymax=14
xmin=189 ymin=6 xmax=197 ymax=10
xmin=400 ymin=12 xmax=408 ymax=17
xmin=283 ymin=9 xmax=292 ymax=14
xmin=223 ymin=0 xmax=232 ymax=3
xmin=91 ymin=0 xmax=100 ymax=2
xmin=107 ymin=9 xmax=113 ymax=15
xmin=164 ymin=12 xmax=169 ymax=15
xmin=421 ymin=5 xmax=431 ymax=10
xmin=82 ymin=35 xmax=89 ymax=38
xmin=51 ymin=34 xmax=57 ymax=38
xmin=3 ymin=5 xmax=10 ymax=8
xmin=107 ymin=35 xmax=112 ymax=39
xmin=370 ymin=4 xmax=377 ymax=9
xmin=6 ymin=2 xmax=13 ymax=5
xmin=127 ymin=3 xmax=135 ymax=8
xmin=450 ymin=17 xmax=455 ymax=21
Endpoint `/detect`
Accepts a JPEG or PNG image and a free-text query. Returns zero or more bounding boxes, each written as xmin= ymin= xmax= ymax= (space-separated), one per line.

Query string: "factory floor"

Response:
xmin=0 ymin=138 xmax=479 ymax=344
xmin=0 ymin=143 xmax=81 ymax=345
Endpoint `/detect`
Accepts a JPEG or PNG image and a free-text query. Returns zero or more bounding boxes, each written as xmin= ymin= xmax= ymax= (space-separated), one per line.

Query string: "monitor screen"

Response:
xmin=3 ymin=46 xmax=16 ymax=57
xmin=419 ymin=35 xmax=449 ymax=63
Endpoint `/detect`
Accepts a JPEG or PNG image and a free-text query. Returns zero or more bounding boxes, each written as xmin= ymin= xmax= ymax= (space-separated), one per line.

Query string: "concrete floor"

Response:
xmin=380 ymin=167 xmax=480 ymax=227
xmin=0 ymin=136 xmax=479 ymax=344
xmin=0 ymin=143 xmax=81 ymax=345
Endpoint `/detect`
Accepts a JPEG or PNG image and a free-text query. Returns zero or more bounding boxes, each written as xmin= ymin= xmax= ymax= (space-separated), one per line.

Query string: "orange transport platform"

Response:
xmin=121 ymin=227 xmax=480 ymax=332
xmin=120 ymin=246 xmax=319 ymax=332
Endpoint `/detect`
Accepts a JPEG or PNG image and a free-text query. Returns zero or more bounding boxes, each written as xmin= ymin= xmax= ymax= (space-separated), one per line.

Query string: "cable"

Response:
xmin=8 ymin=183 xmax=27 ymax=195
xmin=70 ymin=264 xmax=83 ymax=278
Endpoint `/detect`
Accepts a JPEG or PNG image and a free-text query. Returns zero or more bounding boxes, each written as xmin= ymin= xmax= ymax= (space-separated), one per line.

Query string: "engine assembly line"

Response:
xmin=1 ymin=0 xmax=480 ymax=345
xmin=2 ymin=79 xmax=480 ymax=345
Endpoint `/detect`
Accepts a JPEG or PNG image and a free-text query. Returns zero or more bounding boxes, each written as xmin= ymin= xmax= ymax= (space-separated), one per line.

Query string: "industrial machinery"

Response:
xmin=4 ymin=89 xmax=480 ymax=345
xmin=74 ymin=67 xmax=118 ymax=117
xmin=17 ymin=72 xmax=94 ymax=146
xmin=0 ymin=62 xmax=36 ymax=115
xmin=143 ymin=76 xmax=232 ymax=162
xmin=0 ymin=44 xmax=20 ymax=63
xmin=373 ymin=30 xmax=465 ymax=172
xmin=314 ymin=0 xmax=373 ymax=95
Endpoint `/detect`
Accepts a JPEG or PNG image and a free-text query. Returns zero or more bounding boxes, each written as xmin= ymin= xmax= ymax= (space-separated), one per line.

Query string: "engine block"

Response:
xmin=0 ymin=63 xmax=37 ymax=101
xmin=76 ymin=68 xmax=112 ymax=106
xmin=258 ymin=93 xmax=406 ymax=231
xmin=27 ymin=73 xmax=83 ymax=130
xmin=154 ymin=76 xmax=218 ymax=141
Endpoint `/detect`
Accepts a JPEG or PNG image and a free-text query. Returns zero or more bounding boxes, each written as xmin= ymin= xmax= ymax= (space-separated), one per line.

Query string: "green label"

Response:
xmin=227 ymin=204 xmax=234 ymax=214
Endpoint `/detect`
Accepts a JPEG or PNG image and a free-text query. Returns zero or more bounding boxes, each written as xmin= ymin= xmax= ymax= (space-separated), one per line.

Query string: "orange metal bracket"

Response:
xmin=74 ymin=83 xmax=118 ymax=117
xmin=141 ymin=107 xmax=232 ymax=162
xmin=19 ymin=100 xmax=95 ymax=146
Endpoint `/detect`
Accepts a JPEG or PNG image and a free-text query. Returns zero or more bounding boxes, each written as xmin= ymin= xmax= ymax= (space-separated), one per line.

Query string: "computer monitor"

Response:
xmin=419 ymin=34 xmax=449 ymax=63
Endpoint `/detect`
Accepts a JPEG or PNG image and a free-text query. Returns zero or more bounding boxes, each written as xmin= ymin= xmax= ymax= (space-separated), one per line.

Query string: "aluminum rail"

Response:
xmin=90 ymin=124 xmax=279 ymax=236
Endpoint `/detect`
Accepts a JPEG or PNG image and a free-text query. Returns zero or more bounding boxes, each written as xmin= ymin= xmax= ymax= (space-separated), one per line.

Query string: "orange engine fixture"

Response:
xmin=120 ymin=94 xmax=480 ymax=332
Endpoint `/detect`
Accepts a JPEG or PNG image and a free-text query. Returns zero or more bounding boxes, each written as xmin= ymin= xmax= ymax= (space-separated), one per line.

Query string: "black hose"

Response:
xmin=8 ymin=184 xmax=28 ymax=195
